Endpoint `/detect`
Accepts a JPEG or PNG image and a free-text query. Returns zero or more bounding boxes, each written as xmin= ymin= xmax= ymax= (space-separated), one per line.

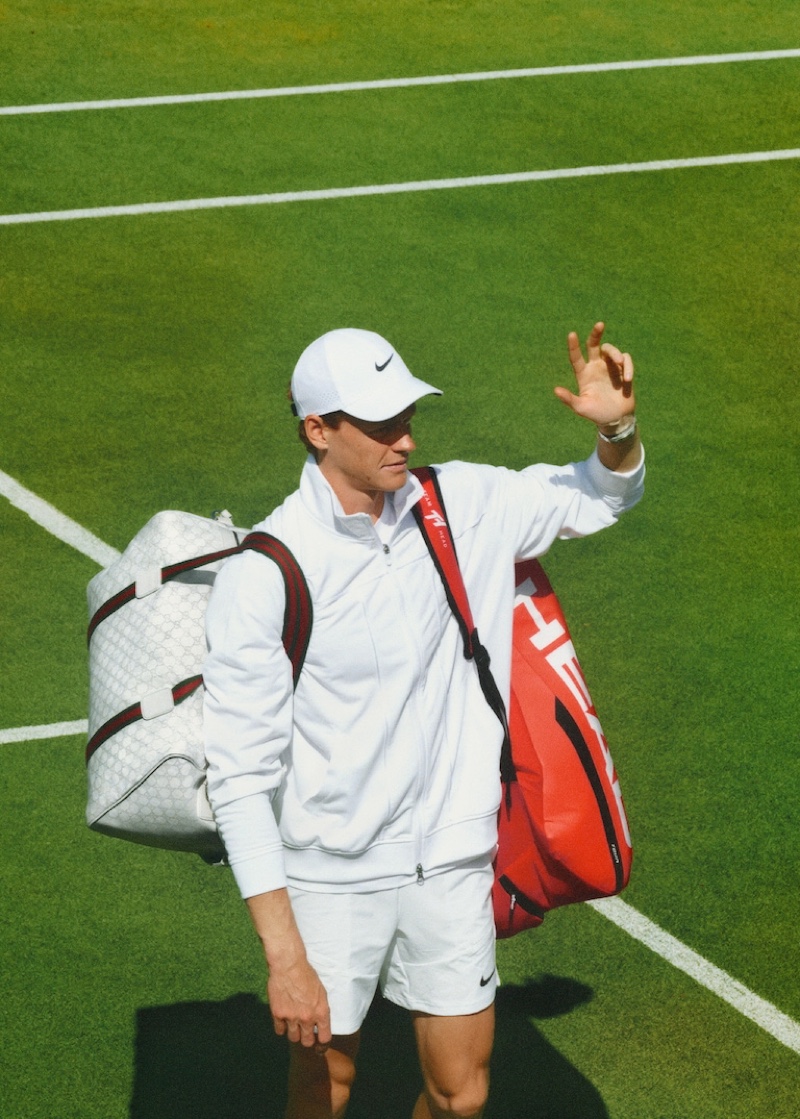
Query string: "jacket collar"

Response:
xmin=298 ymin=456 xmax=424 ymax=539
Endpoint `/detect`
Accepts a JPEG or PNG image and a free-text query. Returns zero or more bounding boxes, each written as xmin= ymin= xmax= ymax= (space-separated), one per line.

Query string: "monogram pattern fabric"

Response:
xmin=86 ymin=511 xmax=245 ymax=859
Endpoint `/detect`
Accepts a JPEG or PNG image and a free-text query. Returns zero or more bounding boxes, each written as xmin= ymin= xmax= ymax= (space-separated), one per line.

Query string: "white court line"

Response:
xmin=0 ymin=468 xmax=120 ymax=566
xmin=0 ymin=720 xmax=88 ymax=745
xmin=2 ymin=468 xmax=799 ymax=1056
xmin=589 ymin=897 xmax=800 ymax=1054
xmin=2 ymin=148 xmax=799 ymax=227
xmin=2 ymin=48 xmax=799 ymax=115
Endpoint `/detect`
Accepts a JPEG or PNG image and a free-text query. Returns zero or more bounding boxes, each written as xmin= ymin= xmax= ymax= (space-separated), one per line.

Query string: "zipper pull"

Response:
xmin=416 ymin=864 xmax=425 ymax=884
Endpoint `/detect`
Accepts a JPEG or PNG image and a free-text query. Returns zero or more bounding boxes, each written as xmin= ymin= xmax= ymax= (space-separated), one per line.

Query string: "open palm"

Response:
xmin=554 ymin=322 xmax=636 ymax=428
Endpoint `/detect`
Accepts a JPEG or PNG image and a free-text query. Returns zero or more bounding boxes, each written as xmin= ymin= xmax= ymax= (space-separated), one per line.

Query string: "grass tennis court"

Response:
xmin=1 ymin=3 xmax=799 ymax=1116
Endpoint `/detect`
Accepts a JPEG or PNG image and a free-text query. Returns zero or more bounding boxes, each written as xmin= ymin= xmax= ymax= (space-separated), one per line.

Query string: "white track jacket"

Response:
xmin=203 ymin=451 xmax=644 ymax=899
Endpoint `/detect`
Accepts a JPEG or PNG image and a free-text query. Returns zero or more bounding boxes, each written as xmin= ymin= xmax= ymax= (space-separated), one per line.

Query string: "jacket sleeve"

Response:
xmin=511 ymin=446 xmax=645 ymax=558
xmin=435 ymin=447 xmax=644 ymax=563
xmin=203 ymin=549 xmax=294 ymax=898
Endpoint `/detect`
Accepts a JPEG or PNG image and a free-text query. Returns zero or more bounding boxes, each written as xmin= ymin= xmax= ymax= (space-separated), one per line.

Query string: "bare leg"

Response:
xmin=284 ymin=1032 xmax=361 ymax=1119
xmin=411 ymin=1004 xmax=494 ymax=1118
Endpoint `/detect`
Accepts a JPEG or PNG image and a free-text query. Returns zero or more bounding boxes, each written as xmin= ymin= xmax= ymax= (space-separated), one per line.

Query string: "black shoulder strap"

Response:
xmin=410 ymin=467 xmax=512 ymax=773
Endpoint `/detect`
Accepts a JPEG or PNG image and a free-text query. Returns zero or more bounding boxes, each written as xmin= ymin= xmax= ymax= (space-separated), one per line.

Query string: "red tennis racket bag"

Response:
xmin=495 ymin=558 xmax=632 ymax=936
xmin=412 ymin=468 xmax=633 ymax=938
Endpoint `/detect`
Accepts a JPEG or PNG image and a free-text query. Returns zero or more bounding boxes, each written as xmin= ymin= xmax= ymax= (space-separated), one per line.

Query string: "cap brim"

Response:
xmin=344 ymin=378 xmax=442 ymax=422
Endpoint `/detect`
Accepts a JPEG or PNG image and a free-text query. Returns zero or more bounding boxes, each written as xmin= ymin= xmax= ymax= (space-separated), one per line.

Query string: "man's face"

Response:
xmin=317 ymin=406 xmax=417 ymax=512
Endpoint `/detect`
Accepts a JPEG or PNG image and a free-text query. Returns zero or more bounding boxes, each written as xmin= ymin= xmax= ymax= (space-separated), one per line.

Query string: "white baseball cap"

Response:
xmin=290 ymin=328 xmax=442 ymax=421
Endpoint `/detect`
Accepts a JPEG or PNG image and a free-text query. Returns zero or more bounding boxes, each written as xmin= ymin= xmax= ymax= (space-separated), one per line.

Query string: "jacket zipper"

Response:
xmin=374 ymin=527 xmax=430 ymax=885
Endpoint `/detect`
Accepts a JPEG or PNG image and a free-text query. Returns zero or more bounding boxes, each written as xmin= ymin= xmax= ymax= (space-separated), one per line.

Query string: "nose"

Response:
xmin=395 ymin=431 xmax=416 ymax=453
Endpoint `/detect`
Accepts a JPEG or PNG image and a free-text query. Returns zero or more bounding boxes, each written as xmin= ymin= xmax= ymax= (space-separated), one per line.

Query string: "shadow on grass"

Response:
xmin=129 ymin=992 xmax=287 ymax=1119
xmin=129 ymin=976 xmax=607 ymax=1119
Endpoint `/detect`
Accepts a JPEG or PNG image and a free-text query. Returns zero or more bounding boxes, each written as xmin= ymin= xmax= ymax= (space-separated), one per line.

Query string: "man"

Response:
xmin=203 ymin=323 xmax=643 ymax=1118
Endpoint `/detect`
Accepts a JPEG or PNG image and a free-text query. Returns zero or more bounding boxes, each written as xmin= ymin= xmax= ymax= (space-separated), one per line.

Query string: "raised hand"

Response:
xmin=554 ymin=322 xmax=635 ymax=429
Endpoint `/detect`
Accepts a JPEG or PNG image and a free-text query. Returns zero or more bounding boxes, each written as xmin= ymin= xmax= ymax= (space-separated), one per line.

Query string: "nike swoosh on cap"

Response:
xmin=375 ymin=353 xmax=394 ymax=371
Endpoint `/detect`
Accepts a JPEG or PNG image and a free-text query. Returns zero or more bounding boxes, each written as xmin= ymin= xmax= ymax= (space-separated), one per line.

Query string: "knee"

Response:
xmin=424 ymin=1066 xmax=490 ymax=1118
xmin=328 ymin=1051 xmax=357 ymax=1117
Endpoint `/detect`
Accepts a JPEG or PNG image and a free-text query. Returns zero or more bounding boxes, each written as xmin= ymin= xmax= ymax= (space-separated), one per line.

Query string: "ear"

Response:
xmin=303 ymin=414 xmax=330 ymax=453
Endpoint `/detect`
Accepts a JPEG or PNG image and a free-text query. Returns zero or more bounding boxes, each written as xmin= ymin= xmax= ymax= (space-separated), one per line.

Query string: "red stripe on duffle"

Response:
xmin=85 ymin=676 xmax=204 ymax=764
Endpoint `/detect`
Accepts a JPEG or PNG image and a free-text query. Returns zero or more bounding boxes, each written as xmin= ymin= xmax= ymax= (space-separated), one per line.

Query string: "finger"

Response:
xmin=272 ymin=1014 xmax=287 ymax=1037
xmin=586 ymin=321 xmax=605 ymax=361
xmin=621 ymin=352 xmax=634 ymax=383
xmin=600 ymin=342 xmax=624 ymax=368
xmin=566 ymin=331 xmax=585 ymax=375
xmin=308 ymin=1025 xmax=331 ymax=1047
xmin=315 ymin=1008 xmax=332 ymax=1048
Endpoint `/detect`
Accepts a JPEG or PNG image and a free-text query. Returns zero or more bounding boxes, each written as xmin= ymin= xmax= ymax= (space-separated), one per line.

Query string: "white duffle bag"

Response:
xmin=85 ymin=510 xmax=311 ymax=862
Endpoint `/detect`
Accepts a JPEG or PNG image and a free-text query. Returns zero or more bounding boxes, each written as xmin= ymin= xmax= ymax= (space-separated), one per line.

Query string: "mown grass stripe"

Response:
xmin=0 ymin=468 xmax=120 ymax=566
xmin=2 ymin=148 xmax=799 ymax=227
xmin=2 ymin=49 xmax=799 ymax=115
xmin=590 ymin=897 xmax=800 ymax=1054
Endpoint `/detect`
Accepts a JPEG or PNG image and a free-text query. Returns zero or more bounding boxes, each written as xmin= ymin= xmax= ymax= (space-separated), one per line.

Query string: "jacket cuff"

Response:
xmin=214 ymin=793 xmax=288 ymax=898
xmin=585 ymin=445 xmax=645 ymax=511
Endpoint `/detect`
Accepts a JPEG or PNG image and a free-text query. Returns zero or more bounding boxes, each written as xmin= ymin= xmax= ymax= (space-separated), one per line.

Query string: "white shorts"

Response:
xmin=288 ymin=858 xmax=498 ymax=1036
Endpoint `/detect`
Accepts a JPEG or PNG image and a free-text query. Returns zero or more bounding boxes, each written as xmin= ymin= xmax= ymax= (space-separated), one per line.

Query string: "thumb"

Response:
xmin=553 ymin=386 xmax=580 ymax=410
